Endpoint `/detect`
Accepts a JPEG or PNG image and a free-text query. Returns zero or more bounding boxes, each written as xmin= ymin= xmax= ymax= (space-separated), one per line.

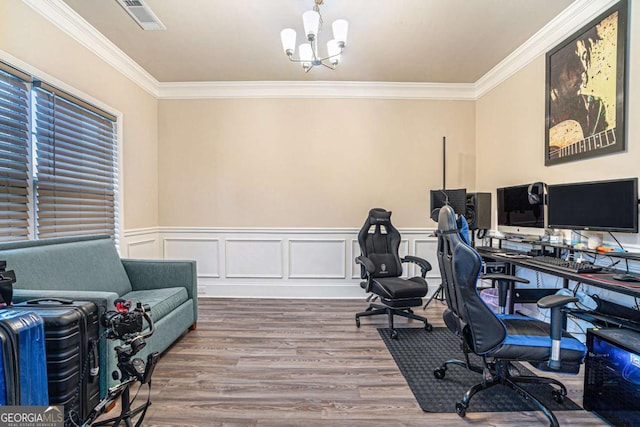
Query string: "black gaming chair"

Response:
xmin=355 ymin=208 xmax=433 ymax=339
xmin=433 ymin=205 xmax=586 ymax=426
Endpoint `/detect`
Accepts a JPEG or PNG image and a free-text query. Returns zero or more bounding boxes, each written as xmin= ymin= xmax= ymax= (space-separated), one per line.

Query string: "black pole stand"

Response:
xmin=423 ymin=284 xmax=445 ymax=309
xmin=90 ymin=380 xmax=151 ymax=427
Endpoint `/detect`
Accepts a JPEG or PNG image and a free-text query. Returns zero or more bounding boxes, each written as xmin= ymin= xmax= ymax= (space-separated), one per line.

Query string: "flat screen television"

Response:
xmin=430 ymin=188 xmax=467 ymax=216
xmin=547 ymin=178 xmax=638 ymax=233
xmin=497 ymin=184 xmax=546 ymax=237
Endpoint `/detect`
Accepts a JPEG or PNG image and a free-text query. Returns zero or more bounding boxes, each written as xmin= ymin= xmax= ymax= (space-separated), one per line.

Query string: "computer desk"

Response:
xmin=476 ymin=246 xmax=640 ymax=315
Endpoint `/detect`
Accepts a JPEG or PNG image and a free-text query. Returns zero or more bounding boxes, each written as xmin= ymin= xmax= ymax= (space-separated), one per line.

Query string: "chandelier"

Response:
xmin=280 ymin=0 xmax=349 ymax=72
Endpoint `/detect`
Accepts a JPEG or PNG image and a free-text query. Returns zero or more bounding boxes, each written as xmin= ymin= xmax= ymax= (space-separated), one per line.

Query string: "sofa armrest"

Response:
xmin=121 ymin=259 xmax=198 ymax=322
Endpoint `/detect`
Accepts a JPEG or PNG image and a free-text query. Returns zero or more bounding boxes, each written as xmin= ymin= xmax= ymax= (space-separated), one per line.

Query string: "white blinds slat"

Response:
xmin=0 ymin=70 xmax=30 ymax=242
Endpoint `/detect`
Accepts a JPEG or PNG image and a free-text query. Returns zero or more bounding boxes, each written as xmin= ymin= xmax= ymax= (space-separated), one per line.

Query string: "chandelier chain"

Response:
xmin=314 ymin=0 xmax=324 ymax=31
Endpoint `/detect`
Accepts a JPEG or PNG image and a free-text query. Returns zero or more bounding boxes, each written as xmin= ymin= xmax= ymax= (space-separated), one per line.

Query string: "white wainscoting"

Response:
xmin=123 ymin=227 xmax=440 ymax=299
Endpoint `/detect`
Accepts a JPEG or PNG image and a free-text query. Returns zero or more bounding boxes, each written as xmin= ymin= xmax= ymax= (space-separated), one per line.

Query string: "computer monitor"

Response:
xmin=547 ymin=178 xmax=638 ymax=233
xmin=430 ymin=188 xmax=467 ymax=216
xmin=497 ymin=184 xmax=546 ymax=237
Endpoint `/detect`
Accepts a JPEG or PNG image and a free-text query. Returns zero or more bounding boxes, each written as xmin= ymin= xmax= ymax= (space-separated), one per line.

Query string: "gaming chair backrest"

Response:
xmin=437 ymin=205 xmax=506 ymax=354
xmin=357 ymin=208 xmax=403 ymax=279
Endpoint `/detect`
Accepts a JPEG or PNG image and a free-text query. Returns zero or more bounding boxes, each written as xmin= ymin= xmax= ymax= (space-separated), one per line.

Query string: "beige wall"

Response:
xmin=158 ymin=98 xmax=476 ymax=228
xmin=5 ymin=0 xmax=637 ymax=235
xmin=476 ymin=2 xmax=640 ymax=243
xmin=0 ymin=0 xmax=159 ymax=230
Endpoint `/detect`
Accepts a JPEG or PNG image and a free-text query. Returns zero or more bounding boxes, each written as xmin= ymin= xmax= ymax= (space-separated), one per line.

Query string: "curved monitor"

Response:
xmin=497 ymin=184 xmax=546 ymax=237
xmin=547 ymin=178 xmax=638 ymax=233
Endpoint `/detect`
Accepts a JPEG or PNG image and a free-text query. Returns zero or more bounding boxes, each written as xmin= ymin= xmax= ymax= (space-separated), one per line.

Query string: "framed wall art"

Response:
xmin=545 ymin=0 xmax=628 ymax=166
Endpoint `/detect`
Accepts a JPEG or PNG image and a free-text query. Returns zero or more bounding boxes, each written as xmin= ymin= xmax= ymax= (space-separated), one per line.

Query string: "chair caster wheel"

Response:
xmin=391 ymin=330 xmax=399 ymax=340
xmin=455 ymin=402 xmax=467 ymax=418
xmin=433 ymin=367 xmax=446 ymax=379
xmin=424 ymin=322 xmax=433 ymax=332
xmin=552 ymin=389 xmax=565 ymax=404
xmin=407 ymin=308 xmax=414 ymax=314
xmin=355 ymin=316 xmax=360 ymax=328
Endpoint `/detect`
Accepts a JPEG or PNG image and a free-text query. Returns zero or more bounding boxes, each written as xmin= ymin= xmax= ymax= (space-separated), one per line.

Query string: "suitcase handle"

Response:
xmin=26 ymin=298 xmax=74 ymax=305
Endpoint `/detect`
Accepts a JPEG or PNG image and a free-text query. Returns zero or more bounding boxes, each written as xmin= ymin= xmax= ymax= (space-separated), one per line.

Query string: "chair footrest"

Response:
xmin=380 ymin=297 xmax=422 ymax=308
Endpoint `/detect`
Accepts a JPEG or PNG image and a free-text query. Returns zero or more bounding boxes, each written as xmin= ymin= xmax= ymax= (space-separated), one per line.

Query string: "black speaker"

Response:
xmin=465 ymin=192 xmax=491 ymax=230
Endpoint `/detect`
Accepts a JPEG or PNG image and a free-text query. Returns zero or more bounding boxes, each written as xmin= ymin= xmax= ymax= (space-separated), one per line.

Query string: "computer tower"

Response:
xmin=465 ymin=192 xmax=491 ymax=230
xmin=584 ymin=328 xmax=640 ymax=426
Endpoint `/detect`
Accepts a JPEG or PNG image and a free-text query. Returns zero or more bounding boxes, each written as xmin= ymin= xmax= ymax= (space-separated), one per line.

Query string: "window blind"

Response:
xmin=32 ymin=85 xmax=118 ymax=240
xmin=0 ymin=70 xmax=31 ymax=242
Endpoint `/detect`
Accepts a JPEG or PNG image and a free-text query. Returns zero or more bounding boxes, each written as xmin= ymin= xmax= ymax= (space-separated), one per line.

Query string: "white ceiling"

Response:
xmin=60 ymin=0 xmax=577 ymax=84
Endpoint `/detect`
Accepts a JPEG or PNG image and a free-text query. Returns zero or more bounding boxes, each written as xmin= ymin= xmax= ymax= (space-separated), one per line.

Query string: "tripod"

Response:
xmin=90 ymin=378 xmax=151 ymax=427
xmin=423 ymin=283 xmax=445 ymax=309
xmin=87 ymin=303 xmax=158 ymax=427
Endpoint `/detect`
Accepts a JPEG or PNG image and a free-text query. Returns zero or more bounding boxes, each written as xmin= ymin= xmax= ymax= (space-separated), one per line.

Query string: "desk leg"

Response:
xmin=508 ymin=263 xmax=516 ymax=314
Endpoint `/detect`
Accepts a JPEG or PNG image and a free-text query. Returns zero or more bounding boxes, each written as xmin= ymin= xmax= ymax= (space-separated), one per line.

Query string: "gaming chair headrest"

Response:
xmin=437 ymin=205 xmax=458 ymax=232
xmin=368 ymin=208 xmax=392 ymax=226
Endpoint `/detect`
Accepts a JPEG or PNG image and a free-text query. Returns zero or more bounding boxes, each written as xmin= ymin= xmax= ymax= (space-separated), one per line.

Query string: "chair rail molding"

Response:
xmin=122 ymin=226 xmax=440 ymax=299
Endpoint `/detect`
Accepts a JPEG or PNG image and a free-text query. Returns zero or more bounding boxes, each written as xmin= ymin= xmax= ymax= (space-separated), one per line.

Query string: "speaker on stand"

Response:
xmin=465 ymin=192 xmax=491 ymax=246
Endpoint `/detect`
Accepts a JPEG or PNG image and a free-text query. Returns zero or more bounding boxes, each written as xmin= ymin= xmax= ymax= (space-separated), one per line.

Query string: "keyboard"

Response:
xmin=526 ymin=255 xmax=602 ymax=274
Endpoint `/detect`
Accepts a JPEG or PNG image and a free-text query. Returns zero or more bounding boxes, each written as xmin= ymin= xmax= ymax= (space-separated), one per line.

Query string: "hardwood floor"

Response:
xmin=127 ymin=298 xmax=607 ymax=426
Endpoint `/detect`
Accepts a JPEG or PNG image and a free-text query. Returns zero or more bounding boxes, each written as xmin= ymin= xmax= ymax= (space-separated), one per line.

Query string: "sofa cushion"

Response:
xmin=120 ymin=287 xmax=188 ymax=322
xmin=0 ymin=235 xmax=132 ymax=297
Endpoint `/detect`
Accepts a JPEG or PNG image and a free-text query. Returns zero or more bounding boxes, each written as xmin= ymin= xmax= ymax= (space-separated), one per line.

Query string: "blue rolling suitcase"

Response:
xmin=0 ymin=310 xmax=49 ymax=405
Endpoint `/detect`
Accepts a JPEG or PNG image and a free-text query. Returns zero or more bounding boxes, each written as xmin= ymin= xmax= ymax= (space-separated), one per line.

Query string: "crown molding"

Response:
xmin=157 ymin=81 xmax=476 ymax=100
xmin=475 ymin=0 xmax=620 ymax=98
xmin=22 ymin=0 xmax=620 ymax=101
xmin=21 ymin=0 xmax=159 ymax=97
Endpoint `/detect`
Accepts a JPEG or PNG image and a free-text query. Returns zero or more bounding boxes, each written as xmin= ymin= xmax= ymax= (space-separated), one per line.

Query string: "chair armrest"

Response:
xmin=537 ymin=294 xmax=579 ymax=309
xmin=402 ymin=256 xmax=432 ymax=278
xmin=121 ymin=259 xmax=198 ymax=321
xmin=355 ymin=256 xmax=376 ymax=276
xmin=537 ymin=294 xmax=579 ymax=370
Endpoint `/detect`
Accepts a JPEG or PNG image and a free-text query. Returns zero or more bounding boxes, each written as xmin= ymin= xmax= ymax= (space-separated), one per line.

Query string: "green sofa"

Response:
xmin=0 ymin=235 xmax=197 ymax=393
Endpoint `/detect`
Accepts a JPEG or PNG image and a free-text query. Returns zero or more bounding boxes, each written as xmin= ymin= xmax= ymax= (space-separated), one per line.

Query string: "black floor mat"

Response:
xmin=378 ymin=327 xmax=582 ymax=413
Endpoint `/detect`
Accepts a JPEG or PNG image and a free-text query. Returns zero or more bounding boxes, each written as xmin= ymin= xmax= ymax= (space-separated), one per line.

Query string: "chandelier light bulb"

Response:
xmin=299 ymin=43 xmax=313 ymax=69
xmin=280 ymin=28 xmax=297 ymax=56
xmin=302 ymin=10 xmax=320 ymax=41
xmin=332 ymin=19 xmax=348 ymax=47
xmin=327 ymin=40 xmax=341 ymax=65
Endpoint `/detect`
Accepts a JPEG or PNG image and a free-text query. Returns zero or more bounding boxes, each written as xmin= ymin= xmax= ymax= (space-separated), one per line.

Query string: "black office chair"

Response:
xmin=355 ymin=208 xmax=433 ymax=339
xmin=433 ymin=205 xmax=586 ymax=426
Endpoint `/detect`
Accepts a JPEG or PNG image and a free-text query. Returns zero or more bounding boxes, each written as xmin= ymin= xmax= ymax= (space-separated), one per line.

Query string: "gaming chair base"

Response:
xmin=355 ymin=302 xmax=432 ymax=339
xmin=434 ymin=359 xmax=567 ymax=427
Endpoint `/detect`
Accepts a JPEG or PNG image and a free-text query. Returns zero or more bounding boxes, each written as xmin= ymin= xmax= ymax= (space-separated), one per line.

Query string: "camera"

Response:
xmin=101 ymin=300 xmax=147 ymax=342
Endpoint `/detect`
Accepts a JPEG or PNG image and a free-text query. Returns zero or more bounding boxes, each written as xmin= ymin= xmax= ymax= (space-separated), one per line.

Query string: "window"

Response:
xmin=0 ymin=69 xmax=30 ymax=242
xmin=0 ymin=63 xmax=119 ymax=243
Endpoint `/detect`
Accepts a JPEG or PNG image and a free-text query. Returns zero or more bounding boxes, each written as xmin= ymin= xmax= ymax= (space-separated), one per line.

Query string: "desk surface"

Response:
xmin=477 ymin=247 xmax=640 ymax=298
xmin=484 ymin=236 xmax=640 ymax=261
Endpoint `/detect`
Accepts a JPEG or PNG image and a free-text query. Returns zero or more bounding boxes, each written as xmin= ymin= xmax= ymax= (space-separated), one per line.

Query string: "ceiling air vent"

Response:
xmin=115 ymin=0 xmax=166 ymax=30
